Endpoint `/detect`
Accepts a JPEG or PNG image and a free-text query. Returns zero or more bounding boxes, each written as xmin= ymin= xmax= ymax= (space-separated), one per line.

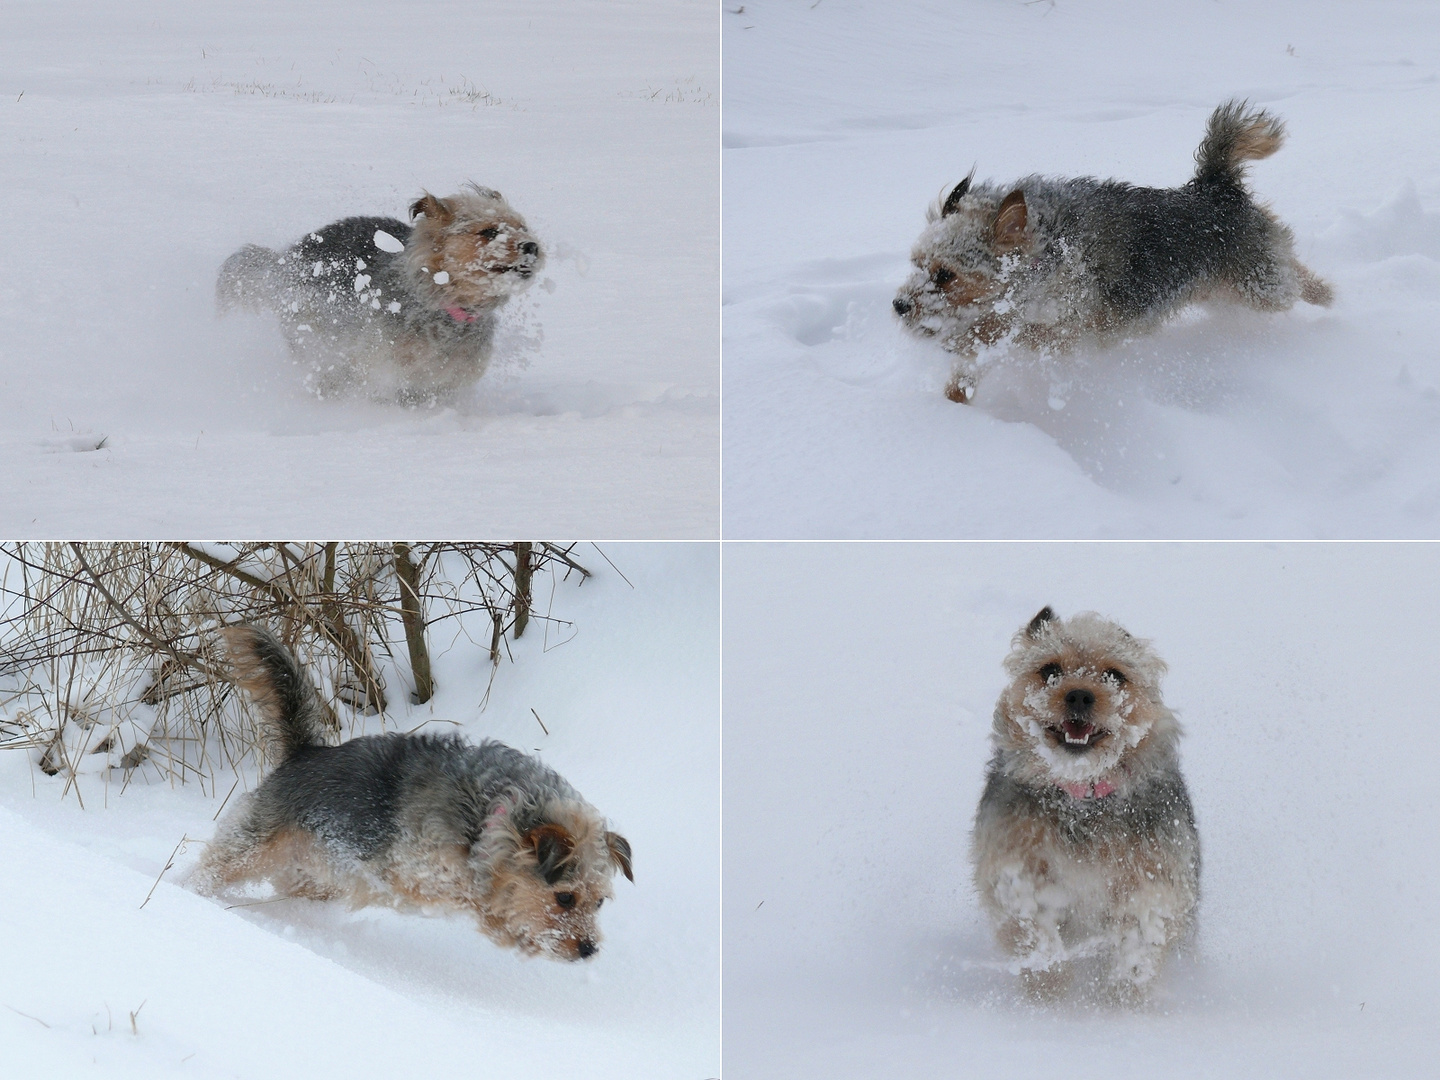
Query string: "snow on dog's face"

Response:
xmin=992 ymin=607 xmax=1177 ymax=789
xmin=406 ymin=185 xmax=545 ymax=312
xmin=475 ymin=801 xmax=633 ymax=962
xmin=892 ymin=176 xmax=1032 ymax=351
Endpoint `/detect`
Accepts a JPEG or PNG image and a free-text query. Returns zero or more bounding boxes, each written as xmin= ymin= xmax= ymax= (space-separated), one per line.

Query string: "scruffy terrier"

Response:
xmin=192 ymin=626 xmax=632 ymax=962
xmin=217 ymin=185 xmax=544 ymax=404
xmin=893 ymin=101 xmax=1332 ymax=403
xmin=972 ymin=607 xmax=1199 ymax=1001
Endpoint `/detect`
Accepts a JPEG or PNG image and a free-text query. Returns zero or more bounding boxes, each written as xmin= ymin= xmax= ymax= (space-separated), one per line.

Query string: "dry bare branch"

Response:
xmin=0 ymin=542 xmax=592 ymax=797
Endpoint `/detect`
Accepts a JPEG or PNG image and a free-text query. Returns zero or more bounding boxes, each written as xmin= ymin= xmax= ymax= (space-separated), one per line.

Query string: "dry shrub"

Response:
xmin=0 ymin=542 xmax=590 ymax=800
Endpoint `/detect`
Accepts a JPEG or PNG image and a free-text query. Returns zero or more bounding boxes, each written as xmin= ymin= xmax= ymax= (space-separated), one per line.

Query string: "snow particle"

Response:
xmin=373 ymin=230 xmax=405 ymax=254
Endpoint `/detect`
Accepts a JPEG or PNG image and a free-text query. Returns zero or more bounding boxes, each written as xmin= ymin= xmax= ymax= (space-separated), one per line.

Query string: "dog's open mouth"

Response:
xmin=1050 ymin=719 xmax=1106 ymax=750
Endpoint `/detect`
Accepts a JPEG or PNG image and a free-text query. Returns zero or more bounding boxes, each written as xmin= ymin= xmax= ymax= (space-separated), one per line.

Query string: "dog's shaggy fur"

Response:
xmin=972 ymin=607 xmax=1199 ymax=1001
xmin=192 ymin=626 xmax=631 ymax=962
xmin=217 ymin=186 xmax=543 ymax=404
xmin=893 ymin=101 xmax=1332 ymax=402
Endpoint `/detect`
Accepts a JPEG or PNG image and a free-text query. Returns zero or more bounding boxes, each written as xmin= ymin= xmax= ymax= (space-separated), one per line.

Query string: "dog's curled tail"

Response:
xmin=223 ymin=626 xmax=330 ymax=764
xmin=216 ymin=244 xmax=280 ymax=315
xmin=1192 ymin=100 xmax=1286 ymax=187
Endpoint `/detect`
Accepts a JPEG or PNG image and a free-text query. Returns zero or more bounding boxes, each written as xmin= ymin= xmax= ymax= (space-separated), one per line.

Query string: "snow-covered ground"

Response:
xmin=724 ymin=542 xmax=1440 ymax=1078
xmin=723 ymin=0 xmax=1440 ymax=538
xmin=0 ymin=543 xmax=719 ymax=1079
xmin=0 ymin=1 xmax=718 ymax=538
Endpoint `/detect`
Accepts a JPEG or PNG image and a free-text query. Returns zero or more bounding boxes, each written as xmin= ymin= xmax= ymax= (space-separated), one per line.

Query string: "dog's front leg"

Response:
xmin=945 ymin=367 xmax=979 ymax=404
xmin=1106 ymin=886 xmax=1182 ymax=999
xmin=946 ymin=311 xmax=1014 ymax=403
xmin=985 ymin=860 xmax=1073 ymax=996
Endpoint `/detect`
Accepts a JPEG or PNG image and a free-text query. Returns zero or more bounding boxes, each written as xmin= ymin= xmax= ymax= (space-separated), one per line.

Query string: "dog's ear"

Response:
xmin=409 ymin=192 xmax=454 ymax=224
xmin=941 ymin=170 xmax=974 ymax=217
xmin=1026 ymin=606 xmax=1057 ymax=639
xmin=992 ymin=189 xmax=1029 ymax=251
xmin=522 ymin=823 xmax=576 ymax=884
xmin=606 ymin=831 xmax=634 ymax=883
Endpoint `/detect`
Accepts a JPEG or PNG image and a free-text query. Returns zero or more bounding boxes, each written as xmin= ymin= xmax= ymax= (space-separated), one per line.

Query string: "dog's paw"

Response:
xmin=1020 ymin=964 xmax=1073 ymax=1001
xmin=945 ymin=379 xmax=975 ymax=404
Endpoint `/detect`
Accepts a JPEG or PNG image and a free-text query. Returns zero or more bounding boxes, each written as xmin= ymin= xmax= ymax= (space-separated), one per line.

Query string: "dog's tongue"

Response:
xmin=1062 ymin=718 xmax=1095 ymax=744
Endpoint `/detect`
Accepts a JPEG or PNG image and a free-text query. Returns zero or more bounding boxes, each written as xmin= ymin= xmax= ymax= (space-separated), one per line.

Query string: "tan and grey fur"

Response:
xmin=192 ymin=626 xmax=632 ymax=962
xmin=894 ymin=101 xmax=1332 ymax=402
xmin=972 ymin=607 xmax=1199 ymax=1001
xmin=217 ymin=185 xmax=543 ymax=404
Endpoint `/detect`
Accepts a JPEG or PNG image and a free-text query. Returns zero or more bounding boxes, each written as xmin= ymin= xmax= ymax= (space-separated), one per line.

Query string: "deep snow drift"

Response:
xmin=0 ymin=543 xmax=719 ymax=1079
xmin=724 ymin=543 xmax=1440 ymax=1078
xmin=0 ymin=0 xmax=718 ymax=538
xmin=724 ymin=0 xmax=1440 ymax=538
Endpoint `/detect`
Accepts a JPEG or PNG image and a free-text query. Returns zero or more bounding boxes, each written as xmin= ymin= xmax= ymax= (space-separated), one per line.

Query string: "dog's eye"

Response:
xmin=554 ymin=892 xmax=576 ymax=909
xmin=1104 ymin=668 xmax=1128 ymax=685
xmin=932 ymin=267 xmax=956 ymax=287
xmin=477 ymin=227 xmax=499 ymax=241
xmin=1038 ymin=663 xmax=1062 ymax=682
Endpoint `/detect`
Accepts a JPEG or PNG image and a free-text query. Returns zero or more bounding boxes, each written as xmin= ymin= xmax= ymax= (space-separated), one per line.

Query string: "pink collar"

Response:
xmin=1059 ymin=778 xmax=1116 ymax=800
xmin=446 ymin=306 xmax=477 ymax=323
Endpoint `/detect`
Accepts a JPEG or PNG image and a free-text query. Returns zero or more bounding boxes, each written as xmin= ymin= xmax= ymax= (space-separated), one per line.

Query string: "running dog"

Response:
xmin=971 ymin=607 xmax=1199 ymax=1001
xmin=218 ymin=186 xmax=544 ymax=403
xmin=192 ymin=626 xmax=631 ymax=962
xmin=894 ymin=101 xmax=1332 ymax=402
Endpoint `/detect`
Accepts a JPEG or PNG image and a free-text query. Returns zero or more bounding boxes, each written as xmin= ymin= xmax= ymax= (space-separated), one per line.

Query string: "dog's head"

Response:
xmin=406 ymin=185 xmax=545 ymax=312
xmin=474 ymin=799 xmax=632 ymax=962
xmin=992 ymin=607 xmax=1177 ymax=790
xmin=892 ymin=176 xmax=1035 ymax=349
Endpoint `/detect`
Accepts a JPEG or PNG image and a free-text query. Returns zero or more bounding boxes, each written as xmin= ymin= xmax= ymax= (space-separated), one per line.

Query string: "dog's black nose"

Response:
xmin=1065 ymin=688 xmax=1095 ymax=712
xmin=576 ymin=939 xmax=597 ymax=959
xmin=892 ymin=297 xmax=912 ymax=315
xmin=520 ymin=241 xmax=539 ymax=256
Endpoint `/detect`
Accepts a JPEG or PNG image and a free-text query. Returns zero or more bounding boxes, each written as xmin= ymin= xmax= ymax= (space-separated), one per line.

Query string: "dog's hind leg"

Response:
xmin=191 ymin=822 xmax=343 ymax=901
xmin=189 ymin=820 xmax=269 ymax=895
